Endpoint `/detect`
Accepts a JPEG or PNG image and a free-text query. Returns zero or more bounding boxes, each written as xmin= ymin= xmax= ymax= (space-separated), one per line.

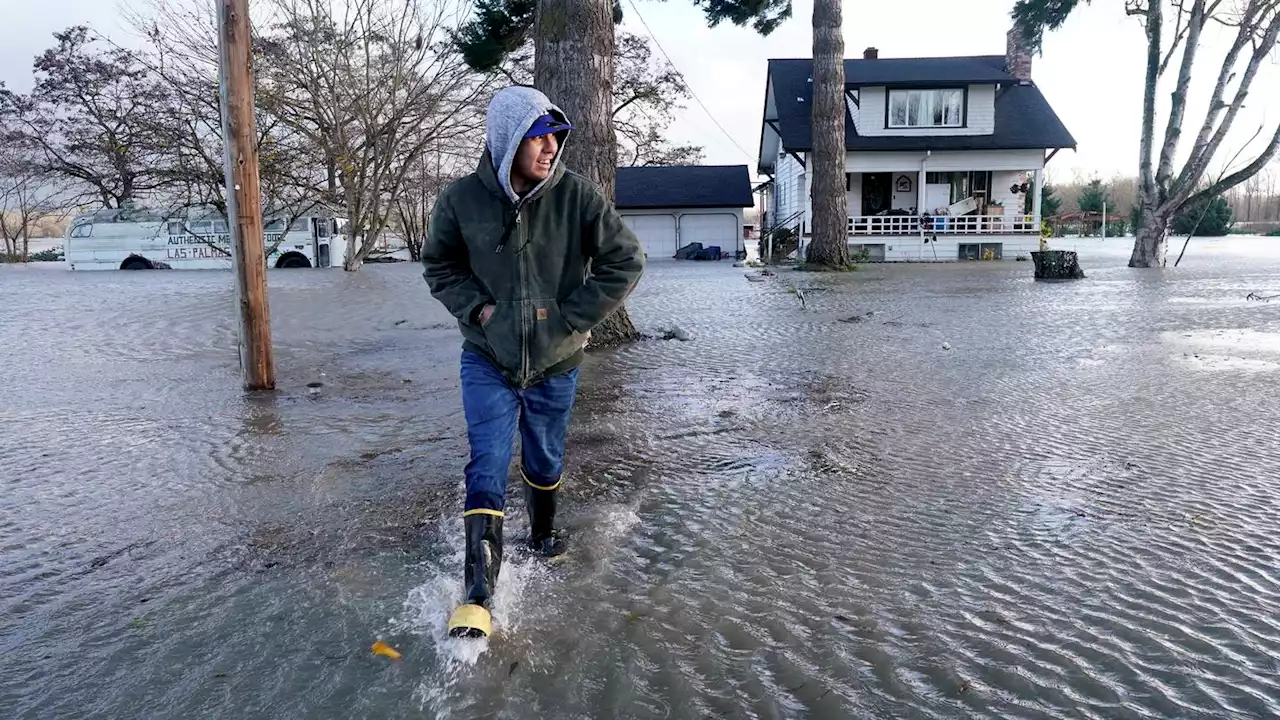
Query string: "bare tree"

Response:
xmin=124 ymin=0 xmax=355 ymax=256
xmin=1016 ymin=0 xmax=1280 ymax=267
xmin=256 ymin=0 xmax=494 ymax=271
xmin=393 ymin=144 xmax=477 ymax=262
xmin=0 ymin=146 xmax=69 ymax=262
xmin=0 ymin=28 xmax=171 ymax=209
xmin=611 ymin=32 xmax=703 ymax=166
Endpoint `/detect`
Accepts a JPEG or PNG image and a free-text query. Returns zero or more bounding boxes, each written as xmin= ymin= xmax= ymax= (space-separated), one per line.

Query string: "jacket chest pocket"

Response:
xmin=459 ymin=214 xmax=512 ymax=284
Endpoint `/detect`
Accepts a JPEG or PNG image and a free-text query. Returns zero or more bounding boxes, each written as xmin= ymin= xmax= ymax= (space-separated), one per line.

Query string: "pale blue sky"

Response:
xmin=3 ymin=0 xmax=1277 ymax=185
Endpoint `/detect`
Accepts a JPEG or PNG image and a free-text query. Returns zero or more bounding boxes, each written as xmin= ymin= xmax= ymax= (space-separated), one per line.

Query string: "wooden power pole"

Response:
xmin=217 ymin=0 xmax=275 ymax=390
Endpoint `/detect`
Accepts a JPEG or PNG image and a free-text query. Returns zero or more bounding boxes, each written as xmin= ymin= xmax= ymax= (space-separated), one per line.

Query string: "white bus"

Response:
xmin=63 ymin=206 xmax=350 ymax=271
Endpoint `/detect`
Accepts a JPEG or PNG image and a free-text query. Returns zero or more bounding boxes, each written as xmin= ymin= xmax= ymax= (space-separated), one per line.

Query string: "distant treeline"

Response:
xmin=1043 ymin=169 xmax=1280 ymax=237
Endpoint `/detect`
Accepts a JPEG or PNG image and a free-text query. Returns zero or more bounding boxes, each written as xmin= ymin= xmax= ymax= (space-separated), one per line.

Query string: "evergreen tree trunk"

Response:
xmin=535 ymin=0 xmax=639 ymax=346
xmin=804 ymin=0 xmax=848 ymax=270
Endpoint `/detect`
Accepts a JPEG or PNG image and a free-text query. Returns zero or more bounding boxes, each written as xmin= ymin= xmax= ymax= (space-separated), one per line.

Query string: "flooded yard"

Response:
xmin=3 ymin=237 xmax=1280 ymax=718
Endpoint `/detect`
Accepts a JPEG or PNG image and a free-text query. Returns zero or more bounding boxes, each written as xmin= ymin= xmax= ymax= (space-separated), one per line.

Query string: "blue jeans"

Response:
xmin=460 ymin=350 xmax=579 ymax=513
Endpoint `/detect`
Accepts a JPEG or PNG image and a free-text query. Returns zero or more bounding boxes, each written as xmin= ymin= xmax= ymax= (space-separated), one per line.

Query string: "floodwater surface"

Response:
xmin=3 ymin=237 xmax=1280 ymax=718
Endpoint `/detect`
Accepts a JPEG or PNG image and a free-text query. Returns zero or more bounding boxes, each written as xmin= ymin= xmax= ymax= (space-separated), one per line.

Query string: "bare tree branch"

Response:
xmin=1154 ymin=0 xmax=1208 ymax=194
xmin=1169 ymin=7 xmax=1280 ymax=204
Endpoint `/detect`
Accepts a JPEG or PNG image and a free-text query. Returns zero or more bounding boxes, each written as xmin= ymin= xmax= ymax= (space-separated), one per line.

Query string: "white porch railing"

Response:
xmin=847 ymin=214 xmax=1038 ymax=236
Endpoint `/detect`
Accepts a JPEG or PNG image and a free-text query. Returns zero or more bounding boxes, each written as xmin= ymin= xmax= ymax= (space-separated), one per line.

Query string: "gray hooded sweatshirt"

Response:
xmin=421 ymin=86 xmax=645 ymax=387
xmin=484 ymin=85 xmax=570 ymax=205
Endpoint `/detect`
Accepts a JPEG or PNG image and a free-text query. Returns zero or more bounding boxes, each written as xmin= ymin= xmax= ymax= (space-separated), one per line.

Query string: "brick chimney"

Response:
xmin=863 ymin=47 xmax=879 ymax=60
xmin=1005 ymin=26 xmax=1032 ymax=82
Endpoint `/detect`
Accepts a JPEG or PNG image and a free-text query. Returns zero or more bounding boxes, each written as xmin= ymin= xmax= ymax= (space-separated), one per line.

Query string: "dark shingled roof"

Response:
xmin=765 ymin=57 xmax=1077 ymax=158
xmin=842 ymin=55 xmax=1015 ymax=87
xmin=614 ymin=165 xmax=754 ymax=210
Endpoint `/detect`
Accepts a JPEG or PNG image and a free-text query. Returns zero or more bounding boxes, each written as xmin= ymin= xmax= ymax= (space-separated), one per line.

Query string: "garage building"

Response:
xmin=614 ymin=165 xmax=755 ymax=260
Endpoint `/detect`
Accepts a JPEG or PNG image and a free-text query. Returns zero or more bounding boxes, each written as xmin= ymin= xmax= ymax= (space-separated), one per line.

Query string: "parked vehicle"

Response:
xmin=63 ymin=206 xmax=350 ymax=271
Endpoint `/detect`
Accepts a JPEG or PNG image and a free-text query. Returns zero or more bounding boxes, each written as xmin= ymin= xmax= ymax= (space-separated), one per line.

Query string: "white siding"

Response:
xmin=850 ymin=235 xmax=1042 ymax=262
xmin=965 ymin=85 xmax=997 ymax=135
xmin=856 ymin=85 xmax=996 ymax=137
xmin=990 ymin=171 xmax=1025 ymax=213
xmin=891 ymin=172 xmax=917 ymax=211
xmin=847 ymin=149 xmax=1045 ymax=173
xmin=860 ymin=87 xmax=886 ymax=133
xmin=803 ymin=156 xmax=812 ymax=235
xmin=774 ymin=151 xmax=805 ymax=228
xmin=846 ymin=172 xmax=862 ymax=217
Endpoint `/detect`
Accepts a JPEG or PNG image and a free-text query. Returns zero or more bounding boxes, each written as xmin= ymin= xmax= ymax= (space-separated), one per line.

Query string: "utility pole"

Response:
xmin=217 ymin=0 xmax=275 ymax=391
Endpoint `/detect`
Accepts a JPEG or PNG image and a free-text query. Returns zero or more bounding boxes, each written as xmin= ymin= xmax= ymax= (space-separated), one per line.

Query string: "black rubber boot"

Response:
xmin=524 ymin=478 xmax=568 ymax=557
xmin=448 ymin=512 xmax=503 ymax=638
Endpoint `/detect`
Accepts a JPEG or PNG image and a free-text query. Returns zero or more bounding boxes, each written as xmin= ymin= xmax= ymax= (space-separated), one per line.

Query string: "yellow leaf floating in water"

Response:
xmin=371 ymin=640 xmax=402 ymax=660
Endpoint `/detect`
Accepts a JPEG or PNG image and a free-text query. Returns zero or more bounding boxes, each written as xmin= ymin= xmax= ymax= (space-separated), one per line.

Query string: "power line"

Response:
xmin=624 ymin=0 xmax=756 ymax=164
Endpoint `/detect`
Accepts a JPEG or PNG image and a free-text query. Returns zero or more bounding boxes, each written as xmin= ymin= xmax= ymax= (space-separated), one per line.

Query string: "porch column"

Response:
xmin=1032 ymin=168 xmax=1044 ymax=231
xmin=918 ymin=166 xmax=927 ymax=257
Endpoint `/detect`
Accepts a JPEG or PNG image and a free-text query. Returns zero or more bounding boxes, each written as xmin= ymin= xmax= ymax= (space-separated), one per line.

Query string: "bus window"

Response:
xmin=316 ymin=219 xmax=330 ymax=238
xmin=213 ymin=220 xmax=228 ymax=234
xmin=265 ymin=219 xmax=286 ymax=233
xmin=167 ymin=221 xmax=183 ymax=236
xmin=291 ymin=218 xmax=309 ymax=232
xmin=191 ymin=221 xmax=213 ymax=235
xmin=70 ymin=224 xmax=93 ymax=238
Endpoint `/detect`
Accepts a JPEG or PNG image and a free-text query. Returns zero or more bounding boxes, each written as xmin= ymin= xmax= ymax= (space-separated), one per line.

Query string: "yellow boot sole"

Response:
xmin=447 ymin=603 xmax=492 ymax=638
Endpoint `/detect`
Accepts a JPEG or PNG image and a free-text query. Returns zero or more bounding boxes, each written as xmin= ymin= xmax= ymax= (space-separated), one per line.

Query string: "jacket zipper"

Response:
xmin=517 ymin=207 xmax=530 ymax=387
xmin=494 ymin=202 xmax=519 ymax=255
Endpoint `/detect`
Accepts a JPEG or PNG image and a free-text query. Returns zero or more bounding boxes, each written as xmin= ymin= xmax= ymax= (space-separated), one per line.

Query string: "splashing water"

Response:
xmin=394 ymin=515 xmax=546 ymax=717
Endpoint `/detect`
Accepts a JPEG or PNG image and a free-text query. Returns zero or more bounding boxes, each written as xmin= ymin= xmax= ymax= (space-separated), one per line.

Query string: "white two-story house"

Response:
xmin=757 ymin=27 xmax=1076 ymax=261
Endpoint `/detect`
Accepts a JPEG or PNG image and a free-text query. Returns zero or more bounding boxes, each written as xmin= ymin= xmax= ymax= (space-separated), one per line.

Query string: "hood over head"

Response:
xmin=484 ymin=86 xmax=573 ymax=204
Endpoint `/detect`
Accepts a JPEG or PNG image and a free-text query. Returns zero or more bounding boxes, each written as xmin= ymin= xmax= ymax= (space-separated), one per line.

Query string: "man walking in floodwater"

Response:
xmin=421 ymin=85 xmax=645 ymax=638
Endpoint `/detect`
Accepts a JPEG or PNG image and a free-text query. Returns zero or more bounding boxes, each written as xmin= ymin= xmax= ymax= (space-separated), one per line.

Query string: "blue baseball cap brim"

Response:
xmin=524 ymin=114 xmax=573 ymax=139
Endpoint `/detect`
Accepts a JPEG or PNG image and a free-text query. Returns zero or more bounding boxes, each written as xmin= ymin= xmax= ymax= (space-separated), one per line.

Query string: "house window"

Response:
xmin=888 ymin=89 xmax=964 ymax=128
xmin=925 ymin=171 xmax=992 ymax=205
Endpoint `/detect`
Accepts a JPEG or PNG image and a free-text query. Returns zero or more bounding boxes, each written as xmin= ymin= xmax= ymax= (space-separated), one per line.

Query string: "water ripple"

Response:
xmin=6 ymin=245 xmax=1280 ymax=717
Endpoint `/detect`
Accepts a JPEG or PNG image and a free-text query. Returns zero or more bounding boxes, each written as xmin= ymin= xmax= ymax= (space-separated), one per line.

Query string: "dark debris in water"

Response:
xmin=659 ymin=326 xmax=693 ymax=342
xmin=838 ymin=313 xmax=871 ymax=324
xmin=81 ymin=538 xmax=157 ymax=575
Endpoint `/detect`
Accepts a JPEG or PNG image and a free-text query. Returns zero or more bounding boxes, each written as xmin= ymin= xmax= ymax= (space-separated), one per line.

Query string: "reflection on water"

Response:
xmin=3 ymin=236 xmax=1280 ymax=718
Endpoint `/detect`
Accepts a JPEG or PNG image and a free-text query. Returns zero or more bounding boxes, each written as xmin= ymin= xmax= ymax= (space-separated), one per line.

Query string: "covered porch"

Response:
xmin=836 ymin=150 xmax=1049 ymax=244
xmin=845 ymin=168 xmax=1042 ymax=237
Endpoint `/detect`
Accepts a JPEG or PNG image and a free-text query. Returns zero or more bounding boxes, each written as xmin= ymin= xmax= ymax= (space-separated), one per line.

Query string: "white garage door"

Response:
xmin=678 ymin=214 xmax=738 ymax=255
xmin=622 ymin=214 xmax=677 ymax=259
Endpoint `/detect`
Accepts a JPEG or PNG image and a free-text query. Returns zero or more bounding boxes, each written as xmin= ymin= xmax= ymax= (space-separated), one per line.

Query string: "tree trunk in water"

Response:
xmin=1130 ymin=213 xmax=1169 ymax=268
xmin=804 ymin=0 xmax=848 ymax=270
xmin=536 ymin=0 xmax=640 ymax=347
